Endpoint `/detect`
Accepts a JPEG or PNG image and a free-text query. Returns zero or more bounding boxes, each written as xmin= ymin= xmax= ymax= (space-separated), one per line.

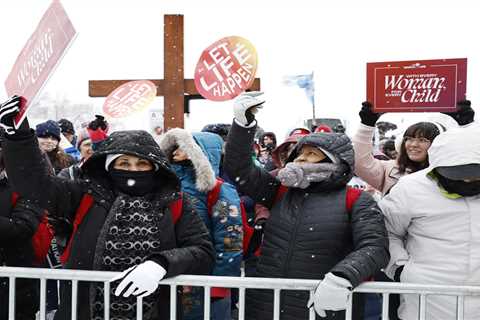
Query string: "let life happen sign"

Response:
xmin=103 ymin=80 xmax=157 ymax=118
xmin=367 ymin=58 xmax=467 ymax=112
xmin=194 ymin=36 xmax=258 ymax=101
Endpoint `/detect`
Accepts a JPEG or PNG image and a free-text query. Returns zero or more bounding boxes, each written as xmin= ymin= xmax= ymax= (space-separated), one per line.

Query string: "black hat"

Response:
xmin=201 ymin=123 xmax=231 ymax=141
xmin=58 ymin=118 xmax=75 ymax=135
xmin=436 ymin=164 xmax=480 ymax=181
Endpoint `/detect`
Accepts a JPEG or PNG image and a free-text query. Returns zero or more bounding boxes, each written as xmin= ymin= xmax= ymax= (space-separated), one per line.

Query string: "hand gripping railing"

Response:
xmin=2 ymin=266 xmax=480 ymax=320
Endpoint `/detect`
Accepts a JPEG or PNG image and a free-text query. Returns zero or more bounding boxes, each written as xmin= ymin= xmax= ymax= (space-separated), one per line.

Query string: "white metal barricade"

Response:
xmin=2 ymin=266 xmax=480 ymax=320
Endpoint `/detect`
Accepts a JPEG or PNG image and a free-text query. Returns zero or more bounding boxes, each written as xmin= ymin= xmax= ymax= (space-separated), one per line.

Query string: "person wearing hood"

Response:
xmin=158 ymin=128 xmax=243 ymax=320
xmin=224 ymin=91 xmax=389 ymax=320
xmin=0 ymin=96 xmax=215 ymax=320
xmin=379 ymin=126 xmax=480 ymax=320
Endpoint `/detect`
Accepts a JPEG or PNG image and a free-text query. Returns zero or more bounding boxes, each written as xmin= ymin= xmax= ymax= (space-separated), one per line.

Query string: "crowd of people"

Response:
xmin=0 ymin=92 xmax=478 ymax=320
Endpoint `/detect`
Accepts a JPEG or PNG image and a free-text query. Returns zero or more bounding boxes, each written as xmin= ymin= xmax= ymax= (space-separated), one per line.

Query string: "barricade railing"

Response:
xmin=2 ymin=266 xmax=480 ymax=320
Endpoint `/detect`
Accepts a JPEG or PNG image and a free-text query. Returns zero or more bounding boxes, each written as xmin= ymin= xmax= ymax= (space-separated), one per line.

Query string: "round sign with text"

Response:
xmin=103 ymin=80 xmax=157 ymax=118
xmin=194 ymin=36 xmax=258 ymax=101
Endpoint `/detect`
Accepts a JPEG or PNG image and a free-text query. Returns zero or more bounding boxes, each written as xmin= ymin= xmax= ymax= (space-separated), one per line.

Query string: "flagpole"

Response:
xmin=311 ymin=72 xmax=316 ymax=127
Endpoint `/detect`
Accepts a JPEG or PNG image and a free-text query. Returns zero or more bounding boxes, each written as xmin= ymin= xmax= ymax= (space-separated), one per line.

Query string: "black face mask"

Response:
xmin=109 ymin=169 xmax=156 ymax=196
xmin=436 ymin=173 xmax=480 ymax=197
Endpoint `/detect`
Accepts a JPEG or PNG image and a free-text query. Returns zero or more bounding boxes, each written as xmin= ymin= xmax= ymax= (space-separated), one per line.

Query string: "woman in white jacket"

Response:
xmin=379 ymin=126 xmax=480 ymax=320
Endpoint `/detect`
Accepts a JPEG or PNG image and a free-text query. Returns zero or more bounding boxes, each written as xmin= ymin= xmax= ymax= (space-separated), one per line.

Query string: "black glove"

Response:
xmin=88 ymin=115 xmax=108 ymax=131
xmin=359 ymin=101 xmax=381 ymax=127
xmin=0 ymin=96 xmax=24 ymax=135
xmin=442 ymin=100 xmax=475 ymax=126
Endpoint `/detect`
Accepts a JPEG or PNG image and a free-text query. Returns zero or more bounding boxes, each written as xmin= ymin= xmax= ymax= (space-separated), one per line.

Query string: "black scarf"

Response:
xmin=109 ymin=169 xmax=156 ymax=196
xmin=436 ymin=172 xmax=480 ymax=197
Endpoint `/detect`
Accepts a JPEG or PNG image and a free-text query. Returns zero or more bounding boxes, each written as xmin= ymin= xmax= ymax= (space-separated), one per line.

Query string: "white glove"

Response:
xmin=233 ymin=91 xmax=265 ymax=127
xmin=307 ymin=272 xmax=352 ymax=317
xmin=111 ymin=260 xmax=167 ymax=298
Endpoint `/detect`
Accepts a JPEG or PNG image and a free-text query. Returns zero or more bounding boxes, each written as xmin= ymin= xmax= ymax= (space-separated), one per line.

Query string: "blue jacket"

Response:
xmin=159 ymin=130 xmax=243 ymax=280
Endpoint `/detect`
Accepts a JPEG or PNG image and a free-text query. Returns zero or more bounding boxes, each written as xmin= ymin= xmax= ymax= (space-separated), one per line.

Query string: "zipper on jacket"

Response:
xmin=282 ymin=190 xmax=306 ymax=278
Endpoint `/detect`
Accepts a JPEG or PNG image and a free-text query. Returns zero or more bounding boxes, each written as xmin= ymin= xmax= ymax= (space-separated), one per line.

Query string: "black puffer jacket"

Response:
xmin=0 ymin=177 xmax=42 ymax=320
xmin=4 ymin=130 xmax=215 ymax=320
xmin=224 ymin=121 xmax=389 ymax=320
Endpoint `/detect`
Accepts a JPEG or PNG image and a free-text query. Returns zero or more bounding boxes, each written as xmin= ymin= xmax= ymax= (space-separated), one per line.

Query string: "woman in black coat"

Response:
xmin=0 ymin=96 xmax=215 ymax=320
xmin=224 ymin=92 xmax=390 ymax=320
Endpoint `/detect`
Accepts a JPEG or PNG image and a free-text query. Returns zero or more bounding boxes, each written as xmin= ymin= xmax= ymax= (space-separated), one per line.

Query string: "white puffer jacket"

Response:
xmin=379 ymin=126 xmax=480 ymax=320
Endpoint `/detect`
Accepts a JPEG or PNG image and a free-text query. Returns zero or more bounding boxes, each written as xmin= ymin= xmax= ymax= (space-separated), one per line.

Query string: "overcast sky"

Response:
xmin=0 ymin=0 xmax=477 ymax=138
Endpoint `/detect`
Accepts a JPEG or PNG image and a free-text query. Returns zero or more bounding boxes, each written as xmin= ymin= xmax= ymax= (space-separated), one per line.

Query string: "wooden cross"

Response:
xmin=88 ymin=15 xmax=261 ymax=130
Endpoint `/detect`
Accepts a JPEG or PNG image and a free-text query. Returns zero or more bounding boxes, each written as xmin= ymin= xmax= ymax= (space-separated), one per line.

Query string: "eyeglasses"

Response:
xmin=403 ymin=136 xmax=431 ymax=145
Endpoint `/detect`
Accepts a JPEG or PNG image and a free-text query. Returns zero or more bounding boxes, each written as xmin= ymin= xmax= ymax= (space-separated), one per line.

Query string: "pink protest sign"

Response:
xmin=367 ymin=58 xmax=467 ymax=112
xmin=103 ymin=80 xmax=157 ymax=118
xmin=194 ymin=36 xmax=258 ymax=101
xmin=4 ymin=1 xmax=77 ymax=127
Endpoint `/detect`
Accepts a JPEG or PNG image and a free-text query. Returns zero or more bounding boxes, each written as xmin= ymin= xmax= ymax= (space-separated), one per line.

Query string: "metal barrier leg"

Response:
xmin=273 ymin=289 xmax=281 ymax=319
xmin=456 ymin=295 xmax=465 ymax=320
xmin=238 ymin=287 xmax=246 ymax=320
xmin=418 ymin=294 xmax=427 ymax=320
xmin=345 ymin=292 xmax=353 ymax=320
xmin=71 ymin=280 xmax=78 ymax=320
xmin=39 ymin=278 xmax=47 ymax=320
xmin=170 ymin=285 xmax=177 ymax=319
xmin=104 ymin=281 xmax=110 ymax=320
xmin=8 ymin=277 xmax=15 ymax=320
xmin=136 ymin=296 xmax=143 ymax=319
xmin=204 ymin=286 xmax=211 ymax=319
xmin=308 ymin=290 xmax=316 ymax=320
xmin=381 ymin=293 xmax=390 ymax=320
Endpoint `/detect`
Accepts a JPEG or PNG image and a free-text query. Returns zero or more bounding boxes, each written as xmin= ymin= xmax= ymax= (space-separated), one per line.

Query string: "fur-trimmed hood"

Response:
xmin=158 ymin=128 xmax=223 ymax=192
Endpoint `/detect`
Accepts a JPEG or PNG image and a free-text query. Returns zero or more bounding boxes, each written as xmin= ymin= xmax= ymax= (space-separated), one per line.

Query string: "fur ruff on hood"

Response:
xmin=157 ymin=128 xmax=217 ymax=192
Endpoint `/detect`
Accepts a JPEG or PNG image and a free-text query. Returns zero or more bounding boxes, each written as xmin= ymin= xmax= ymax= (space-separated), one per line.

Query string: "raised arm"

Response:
xmin=352 ymin=102 xmax=392 ymax=192
xmin=0 ymin=96 xmax=83 ymax=219
xmin=224 ymin=92 xmax=280 ymax=208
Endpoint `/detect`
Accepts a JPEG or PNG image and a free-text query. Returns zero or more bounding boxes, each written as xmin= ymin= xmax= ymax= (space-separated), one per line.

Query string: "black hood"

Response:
xmin=259 ymin=132 xmax=277 ymax=148
xmin=82 ymin=130 xmax=181 ymax=198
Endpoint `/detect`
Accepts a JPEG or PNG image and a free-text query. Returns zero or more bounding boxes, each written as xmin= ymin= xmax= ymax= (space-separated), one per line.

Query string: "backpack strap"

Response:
xmin=11 ymin=192 xmax=19 ymax=206
xmin=60 ymin=193 xmax=95 ymax=264
xmin=273 ymin=185 xmax=288 ymax=204
xmin=169 ymin=193 xmax=183 ymax=224
xmin=346 ymin=187 xmax=362 ymax=214
xmin=207 ymin=178 xmax=224 ymax=215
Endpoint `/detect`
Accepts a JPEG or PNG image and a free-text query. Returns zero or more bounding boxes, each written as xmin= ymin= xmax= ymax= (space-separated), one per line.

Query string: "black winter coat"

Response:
xmin=4 ymin=130 xmax=215 ymax=320
xmin=224 ymin=121 xmax=389 ymax=320
xmin=0 ymin=178 xmax=42 ymax=320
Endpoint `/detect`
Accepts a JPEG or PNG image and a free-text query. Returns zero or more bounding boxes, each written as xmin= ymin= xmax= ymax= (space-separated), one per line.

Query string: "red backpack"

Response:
xmin=11 ymin=192 xmax=54 ymax=265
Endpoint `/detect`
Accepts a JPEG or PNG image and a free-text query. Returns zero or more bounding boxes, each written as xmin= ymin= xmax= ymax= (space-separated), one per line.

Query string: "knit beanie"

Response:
xmin=36 ymin=120 xmax=61 ymax=141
